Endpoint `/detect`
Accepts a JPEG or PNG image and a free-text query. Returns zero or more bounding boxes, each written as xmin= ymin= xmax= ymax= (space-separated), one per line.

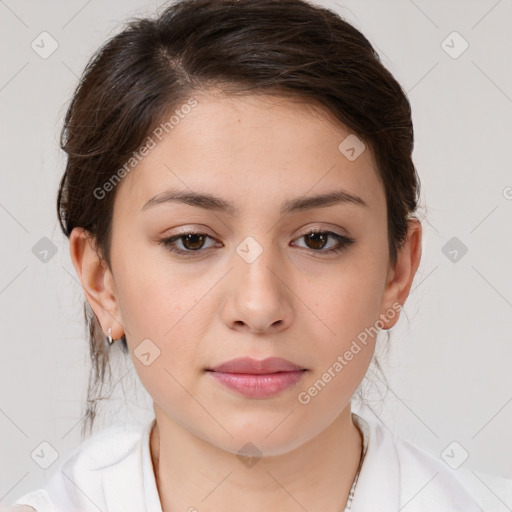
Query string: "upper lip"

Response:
xmin=208 ymin=357 xmax=306 ymax=374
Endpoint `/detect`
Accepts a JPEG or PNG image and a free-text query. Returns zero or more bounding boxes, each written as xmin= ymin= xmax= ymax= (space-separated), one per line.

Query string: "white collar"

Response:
xmin=36 ymin=413 xmax=481 ymax=511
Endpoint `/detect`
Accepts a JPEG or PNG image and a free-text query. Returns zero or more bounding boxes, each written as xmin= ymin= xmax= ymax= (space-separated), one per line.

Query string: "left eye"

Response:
xmin=160 ymin=230 xmax=355 ymax=257
xmin=161 ymin=232 xmax=218 ymax=255
xmin=293 ymin=230 xmax=355 ymax=253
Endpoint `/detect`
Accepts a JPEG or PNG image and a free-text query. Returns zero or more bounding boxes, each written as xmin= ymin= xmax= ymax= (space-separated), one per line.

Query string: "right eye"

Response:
xmin=160 ymin=231 xmax=221 ymax=257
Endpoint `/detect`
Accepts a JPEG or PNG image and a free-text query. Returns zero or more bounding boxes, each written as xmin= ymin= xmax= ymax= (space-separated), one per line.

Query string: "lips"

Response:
xmin=207 ymin=357 xmax=305 ymax=374
xmin=206 ymin=357 xmax=307 ymax=399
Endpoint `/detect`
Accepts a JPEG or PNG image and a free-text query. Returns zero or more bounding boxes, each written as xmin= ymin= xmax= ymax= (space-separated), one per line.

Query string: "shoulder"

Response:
xmin=352 ymin=413 xmax=484 ymax=511
xmin=391 ymin=429 xmax=482 ymax=510
xmin=5 ymin=489 xmax=53 ymax=512
xmin=9 ymin=420 xmax=152 ymax=512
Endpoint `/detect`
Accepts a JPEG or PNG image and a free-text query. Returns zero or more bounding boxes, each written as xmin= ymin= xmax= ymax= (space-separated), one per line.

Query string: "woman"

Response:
xmin=10 ymin=0 xmax=482 ymax=510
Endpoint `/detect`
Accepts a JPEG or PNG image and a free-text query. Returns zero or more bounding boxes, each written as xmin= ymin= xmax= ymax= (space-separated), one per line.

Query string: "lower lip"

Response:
xmin=207 ymin=370 xmax=306 ymax=398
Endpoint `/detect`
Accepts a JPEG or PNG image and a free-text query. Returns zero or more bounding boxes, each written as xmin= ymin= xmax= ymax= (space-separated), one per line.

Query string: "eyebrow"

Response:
xmin=140 ymin=188 xmax=367 ymax=215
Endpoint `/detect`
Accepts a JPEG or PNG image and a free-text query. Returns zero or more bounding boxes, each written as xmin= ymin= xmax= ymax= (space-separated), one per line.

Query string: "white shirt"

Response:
xmin=11 ymin=414 xmax=484 ymax=512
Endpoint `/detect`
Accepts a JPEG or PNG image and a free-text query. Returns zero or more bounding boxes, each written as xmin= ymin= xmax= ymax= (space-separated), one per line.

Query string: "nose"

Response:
xmin=221 ymin=240 xmax=293 ymax=335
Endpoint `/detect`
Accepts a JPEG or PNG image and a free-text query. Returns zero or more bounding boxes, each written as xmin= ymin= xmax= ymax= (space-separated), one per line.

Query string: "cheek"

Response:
xmin=297 ymin=246 xmax=387 ymax=397
xmin=113 ymin=242 xmax=196 ymax=335
xmin=118 ymin=280 xmax=205 ymax=375
xmin=115 ymin=265 xmax=206 ymax=411
xmin=295 ymin=271 xmax=381 ymax=415
xmin=308 ymin=279 xmax=380 ymax=377
xmin=114 ymin=254 xmax=211 ymax=380
xmin=303 ymin=256 xmax=387 ymax=344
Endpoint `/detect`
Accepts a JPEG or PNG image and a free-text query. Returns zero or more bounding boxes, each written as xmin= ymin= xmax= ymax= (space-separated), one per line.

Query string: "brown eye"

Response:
xmin=304 ymin=232 xmax=329 ymax=250
xmin=181 ymin=233 xmax=207 ymax=250
xmin=161 ymin=232 xmax=219 ymax=257
xmin=293 ymin=230 xmax=355 ymax=255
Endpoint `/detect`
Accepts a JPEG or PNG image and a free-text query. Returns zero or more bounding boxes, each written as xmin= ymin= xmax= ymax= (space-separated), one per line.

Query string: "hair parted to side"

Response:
xmin=57 ymin=0 xmax=420 ymax=440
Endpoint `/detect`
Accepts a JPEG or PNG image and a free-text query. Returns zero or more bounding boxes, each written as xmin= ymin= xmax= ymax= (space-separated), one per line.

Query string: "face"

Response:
xmin=72 ymin=91 xmax=420 ymax=456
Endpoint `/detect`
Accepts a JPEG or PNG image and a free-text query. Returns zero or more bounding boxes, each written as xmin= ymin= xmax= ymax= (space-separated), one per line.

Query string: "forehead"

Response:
xmin=114 ymin=92 xmax=386 ymax=217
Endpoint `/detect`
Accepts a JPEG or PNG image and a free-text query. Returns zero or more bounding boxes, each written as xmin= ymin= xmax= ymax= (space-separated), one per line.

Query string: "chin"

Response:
xmin=204 ymin=418 xmax=315 ymax=458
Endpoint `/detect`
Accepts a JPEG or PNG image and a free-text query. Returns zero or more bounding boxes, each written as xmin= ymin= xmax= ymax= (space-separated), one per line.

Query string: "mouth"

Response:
xmin=207 ymin=356 xmax=307 ymax=374
xmin=206 ymin=357 xmax=308 ymax=399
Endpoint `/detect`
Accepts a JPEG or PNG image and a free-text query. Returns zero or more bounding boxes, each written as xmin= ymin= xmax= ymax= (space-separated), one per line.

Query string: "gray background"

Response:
xmin=1 ymin=0 xmax=511 ymax=509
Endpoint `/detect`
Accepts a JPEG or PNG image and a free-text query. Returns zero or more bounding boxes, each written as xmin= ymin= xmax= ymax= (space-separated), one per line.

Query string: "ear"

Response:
xmin=379 ymin=218 xmax=422 ymax=329
xmin=68 ymin=227 xmax=125 ymax=340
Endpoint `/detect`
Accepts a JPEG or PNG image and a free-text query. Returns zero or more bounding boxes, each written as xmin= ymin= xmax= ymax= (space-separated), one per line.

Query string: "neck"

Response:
xmin=150 ymin=405 xmax=363 ymax=512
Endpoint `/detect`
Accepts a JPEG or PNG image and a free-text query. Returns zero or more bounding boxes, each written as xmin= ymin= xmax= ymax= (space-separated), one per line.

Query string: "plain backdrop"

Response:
xmin=1 ymin=0 xmax=511 ymax=509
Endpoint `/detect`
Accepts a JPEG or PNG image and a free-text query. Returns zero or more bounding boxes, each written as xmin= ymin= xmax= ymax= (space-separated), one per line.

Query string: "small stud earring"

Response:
xmin=107 ymin=327 xmax=114 ymax=345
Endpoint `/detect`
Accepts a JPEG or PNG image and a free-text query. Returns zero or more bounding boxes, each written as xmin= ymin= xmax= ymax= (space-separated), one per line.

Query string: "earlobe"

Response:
xmin=379 ymin=219 xmax=422 ymax=330
xmin=68 ymin=227 xmax=125 ymax=340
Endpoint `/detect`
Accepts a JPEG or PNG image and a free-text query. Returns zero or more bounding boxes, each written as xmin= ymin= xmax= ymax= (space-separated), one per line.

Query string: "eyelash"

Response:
xmin=160 ymin=229 xmax=355 ymax=258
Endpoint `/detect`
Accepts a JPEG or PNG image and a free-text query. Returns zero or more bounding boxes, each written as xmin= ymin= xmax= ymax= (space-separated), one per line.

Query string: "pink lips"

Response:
xmin=206 ymin=357 xmax=307 ymax=399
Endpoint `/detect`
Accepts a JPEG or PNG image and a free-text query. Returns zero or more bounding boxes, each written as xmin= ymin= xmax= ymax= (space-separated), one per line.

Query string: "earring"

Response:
xmin=107 ymin=327 xmax=114 ymax=345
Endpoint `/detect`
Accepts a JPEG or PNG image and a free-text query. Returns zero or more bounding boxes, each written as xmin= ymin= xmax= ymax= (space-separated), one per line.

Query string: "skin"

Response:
xmin=69 ymin=91 xmax=422 ymax=512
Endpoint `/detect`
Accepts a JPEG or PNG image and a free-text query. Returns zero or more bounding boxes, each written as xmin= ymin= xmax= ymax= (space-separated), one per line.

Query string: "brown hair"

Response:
xmin=57 ymin=0 xmax=420 ymax=439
